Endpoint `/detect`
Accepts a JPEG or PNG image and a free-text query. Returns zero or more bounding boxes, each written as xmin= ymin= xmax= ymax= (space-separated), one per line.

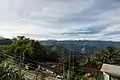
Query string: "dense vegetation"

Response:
xmin=1 ymin=36 xmax=61 ymax=62
xmin=68 ymin=46 xmax=120 ymax=80
xmin=0 ymin=61 xmax=25 ymax=80
xmin=78 ymin=46 xmax=120 ymax=69
xmin=1 ymin=36 xmax=120 ymax=80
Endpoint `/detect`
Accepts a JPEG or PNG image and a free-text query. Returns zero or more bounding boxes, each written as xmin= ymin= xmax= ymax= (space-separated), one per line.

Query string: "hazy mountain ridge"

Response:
xmin=1 ymin=37 xmax=120 ymax=53
xmin=0 ymin=38 xmax=12 ymax=46
xmin=40 ymin=40 xmax=120 ymax=53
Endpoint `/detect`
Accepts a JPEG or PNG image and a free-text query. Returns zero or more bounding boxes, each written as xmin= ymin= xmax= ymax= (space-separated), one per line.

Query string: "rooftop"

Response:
xmin=101 ymin=63 xmax=120 ymax=77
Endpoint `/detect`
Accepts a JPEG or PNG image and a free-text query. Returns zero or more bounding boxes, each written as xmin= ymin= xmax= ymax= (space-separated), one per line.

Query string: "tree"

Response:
xmin=78 ymin=46 xmax=120 ymax=69
xmin=50 ymin=46 xmax=58 ymax=61
xmin=2 ymin=36 xmax=47 ymax=62
xmin=102 ymin=46 xmax=120 ymax=64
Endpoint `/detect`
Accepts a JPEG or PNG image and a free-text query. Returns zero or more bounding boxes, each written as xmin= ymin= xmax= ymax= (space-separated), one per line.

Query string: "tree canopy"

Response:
xmin=1 ymin=36 xmax=59 ymax=62
xmin=78 ymin=46 xmax=120 ymax=69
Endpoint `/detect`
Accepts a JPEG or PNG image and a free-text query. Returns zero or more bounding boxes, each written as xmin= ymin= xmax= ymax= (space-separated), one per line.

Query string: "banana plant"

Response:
xmin=0 ymin=60 xmax=25 ymax=80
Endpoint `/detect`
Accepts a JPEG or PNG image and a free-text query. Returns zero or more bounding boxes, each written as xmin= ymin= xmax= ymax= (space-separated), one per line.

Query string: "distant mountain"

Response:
xmin=40 ymin=40 xmax=120 ymax=54
xmin=0 ymin=37 xmax=12 ymax=46
xmin=0 ymin=37 xmax=4 ymax=39
xmin=1 ymin=37 xmax=120 ymax=55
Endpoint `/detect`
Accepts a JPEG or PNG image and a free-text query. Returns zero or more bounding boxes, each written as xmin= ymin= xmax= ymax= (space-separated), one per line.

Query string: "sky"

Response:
xmin=0 ymin=0 xmax=120 ymax=41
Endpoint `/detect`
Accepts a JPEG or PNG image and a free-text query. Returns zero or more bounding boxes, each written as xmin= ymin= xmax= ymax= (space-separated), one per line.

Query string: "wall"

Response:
xmin=103 ymin=72 xmax=109 ymax=80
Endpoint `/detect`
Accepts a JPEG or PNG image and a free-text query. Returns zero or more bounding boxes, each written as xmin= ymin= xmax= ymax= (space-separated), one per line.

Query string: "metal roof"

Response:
xmin=101 ymin=63 xmax=120 ymax=77
xmin=81 ymin=67 xmax=103 ymax=75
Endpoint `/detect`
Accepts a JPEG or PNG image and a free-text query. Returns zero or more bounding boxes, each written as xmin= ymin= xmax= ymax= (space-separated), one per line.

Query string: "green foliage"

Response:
xmin=2 ymin=36 xmax=60 ymax=62
xmin=0 ymin=61 xmax=25 ymax=80
xmin=101 ymin=46 xmax=120 ymax=64
xmin=79 ymin=46 xmax=120 ymax=69
xmin=93 ymin=74 xmax=104 ymax=80
xmin=44 ymin=45 xmax=69 ymax=62
xmin=50 ymin=46 xmax=58 ymax=61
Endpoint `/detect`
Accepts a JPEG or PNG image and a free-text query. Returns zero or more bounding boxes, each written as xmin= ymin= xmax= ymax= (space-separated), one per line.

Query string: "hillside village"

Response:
xmin=0 ymin=36 xmax=120 ymax=80
xmin=0 ymin=0 xmax=120 ymax=79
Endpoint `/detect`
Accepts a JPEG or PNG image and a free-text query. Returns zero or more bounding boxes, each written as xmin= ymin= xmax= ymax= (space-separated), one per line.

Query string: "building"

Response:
xmin=81 ymin=67 xmax=103 ymax=75
xmin=38 ymin=63 xmax=64 ymax=74
xmin=101 ymin=63 xmax=120 ymax=80
xmin=80 ymin=67 xmax=103 ymax=80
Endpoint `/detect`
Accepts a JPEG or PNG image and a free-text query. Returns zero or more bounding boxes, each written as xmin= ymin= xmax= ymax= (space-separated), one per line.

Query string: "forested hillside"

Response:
xmin=1 ymin=36 xmax=120 ymax=80
xmin=41 ymin=40 xmax=120 ymax=53
xmin=1 ymin=37 xmax=120 ymax=55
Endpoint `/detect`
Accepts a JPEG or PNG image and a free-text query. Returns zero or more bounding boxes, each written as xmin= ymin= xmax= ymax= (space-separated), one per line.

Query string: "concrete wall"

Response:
xmin=103 ymin=72 xmax=109 ymax=80
xmin=103 ymin=72 xmax=120 ymax=80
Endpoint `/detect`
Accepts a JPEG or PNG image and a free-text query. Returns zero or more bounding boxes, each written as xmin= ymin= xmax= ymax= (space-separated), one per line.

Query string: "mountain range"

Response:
xmin=40 ymin=40 xmax=120 ymax=53
xmin=0 ymin=37 xmax=120 ymax=54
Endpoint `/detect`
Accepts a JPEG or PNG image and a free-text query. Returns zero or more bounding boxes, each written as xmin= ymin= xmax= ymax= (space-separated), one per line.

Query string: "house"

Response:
xmin=81 ymin=67 xmax=103 ymax=75
xmin=38 ymin=63 xmax=64 ymax=74
xmin=80 ymin=67 xmax=103 ymax=80
xmin=101 ymin=63 xmax=120 ymax=80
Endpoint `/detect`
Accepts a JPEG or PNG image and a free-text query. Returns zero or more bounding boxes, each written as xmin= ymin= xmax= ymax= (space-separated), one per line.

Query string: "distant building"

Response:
xmin=101 ymin=63 xmax=120 ymax=80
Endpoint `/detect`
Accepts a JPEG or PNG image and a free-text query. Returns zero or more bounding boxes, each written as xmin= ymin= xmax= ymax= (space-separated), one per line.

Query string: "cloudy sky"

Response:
xmin=0 ymin=0 xmax=120 ymax=41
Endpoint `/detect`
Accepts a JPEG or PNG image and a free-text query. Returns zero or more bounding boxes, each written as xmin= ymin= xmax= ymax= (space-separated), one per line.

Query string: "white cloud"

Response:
xmin=0 ymin=0 xmax=120 ymax=41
